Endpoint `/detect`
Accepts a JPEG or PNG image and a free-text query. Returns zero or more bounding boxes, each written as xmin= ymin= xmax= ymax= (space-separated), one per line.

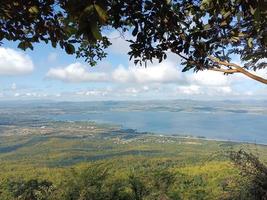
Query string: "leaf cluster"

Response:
xmin=1 ymin=0 xmax=266 ymax=70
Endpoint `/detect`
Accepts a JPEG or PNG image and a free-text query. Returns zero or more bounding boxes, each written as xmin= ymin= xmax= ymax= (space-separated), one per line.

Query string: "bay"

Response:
xmin=49 ymin=110 xmax=267 ymax=144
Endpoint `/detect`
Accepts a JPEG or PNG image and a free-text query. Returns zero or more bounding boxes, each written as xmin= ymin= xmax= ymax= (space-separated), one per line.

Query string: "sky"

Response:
xmin=0 ymin=31 xmax=266 ymax=101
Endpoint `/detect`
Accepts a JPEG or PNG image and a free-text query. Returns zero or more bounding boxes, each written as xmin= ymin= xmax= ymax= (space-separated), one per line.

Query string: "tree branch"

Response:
xmin=178 ymin=54 xmax=267 ymax=84
xmin=234 ymin=67 xmax=267 ymax=84
xmin=208 ymin=56 xmax=267 ymax=84
xmin=209 ymin=68 xmax=240 ymax=74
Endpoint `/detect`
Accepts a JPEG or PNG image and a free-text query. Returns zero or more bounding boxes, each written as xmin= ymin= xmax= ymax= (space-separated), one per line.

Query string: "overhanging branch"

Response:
xmin=209 ymin=68 xmax=240 ymax=74
xmin=177 ymin=54 xmax=267 ymax=84
xmin=208 ymin=56 xmax=267 ymax=85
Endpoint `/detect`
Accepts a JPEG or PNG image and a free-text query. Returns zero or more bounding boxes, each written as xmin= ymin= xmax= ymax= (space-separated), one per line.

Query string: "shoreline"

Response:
xmin=50 ymin=119 xmax=267 ymax=146
xmin=141 ymin=132 xmax=267 ymax=146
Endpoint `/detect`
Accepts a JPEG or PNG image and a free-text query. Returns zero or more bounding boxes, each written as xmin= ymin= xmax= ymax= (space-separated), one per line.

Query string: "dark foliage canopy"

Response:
xmin=230 ymin=150 xmax=267 ymax=199
xmin=0 ymin=0 xmax=266 ymax=83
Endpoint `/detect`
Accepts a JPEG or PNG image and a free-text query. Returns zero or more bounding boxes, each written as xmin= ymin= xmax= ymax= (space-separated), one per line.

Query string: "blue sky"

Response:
xmin=0 ymin=31 xmax=266 ymax=101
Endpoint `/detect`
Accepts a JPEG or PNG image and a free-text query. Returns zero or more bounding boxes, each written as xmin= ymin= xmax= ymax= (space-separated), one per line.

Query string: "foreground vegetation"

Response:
xmin=0 ymin=160 xmax=246 ymax=200
xmin=0 ymin=121 xmax=266 ymax=199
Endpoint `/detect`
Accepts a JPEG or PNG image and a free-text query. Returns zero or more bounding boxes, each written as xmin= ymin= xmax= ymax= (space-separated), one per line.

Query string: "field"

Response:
xmin=0 ymin=118 xmax=266 ymax=199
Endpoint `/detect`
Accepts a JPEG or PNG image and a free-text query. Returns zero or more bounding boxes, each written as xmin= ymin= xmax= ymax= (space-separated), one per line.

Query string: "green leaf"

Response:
xmin=18 ymin=41 xmax=33 ymax=50
xmin=65 ymin=26 xmax=77 ymax=36
xmin=182 ymin=65 xmax=192 ymax=72
xmin=238 ymin=32 xmax=245 ymax=37
xmin=84 ymin=5 xmax=94 ymax=14
xmin=237 ymin=12 xmax=242 ymax=22
xmin=231 ymin=37 xmax=239 ymax=42
xmin=132 ymin=26 xmax=138 ymax=36
xmin=65 ymin=43 xmax=75 ymax=54
xmin=223 ymin=11 xmax=231 ymax=19
xmin=264 ymin=35 xmax=267 ymax=45
xmin=28 ymin=6 xmax=39 ymax=14
xmin=94 ymin=4 xmax=108 ymax=23
xmin=249 ymin=6 xmax=256 ymax=15
xmin=90 ymin=21 xmax=102 ymax=40
xmin=0 ymin=32 xmax=3 ymax=41
xmin=165 ymin=0 xmax=171 ymax=4
xmin=254 ymin=8 xmax=261 ymax=21
xmin=248 ymin=38 xmax=253 ymax=48
xmin=51 ymin=40 xmax=57 ymax=48
xmin=203 ymin=24 xmax=211 ymax=30
xmin=200 ymin=0 xmax=212 ymax=10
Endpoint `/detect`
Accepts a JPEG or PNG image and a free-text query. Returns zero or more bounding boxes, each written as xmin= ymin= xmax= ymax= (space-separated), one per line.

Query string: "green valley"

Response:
xmin=0 ymin=119 xmax=266 ymax=199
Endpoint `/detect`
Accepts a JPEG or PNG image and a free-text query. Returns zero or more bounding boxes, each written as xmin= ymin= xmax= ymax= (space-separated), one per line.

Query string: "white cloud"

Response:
xmin=188 ymin=71 xmax=230 ymax=86
xmin=77 ymin=90 xmax=105 ymax=96
xmin=175 ymin=85 xmax=234 ymax=97
xmin=112 ymin=61 xmax=183 ymax=83
xmin=3 ymin=91 xmax=49 ymax=99
xmin=46 ymin=63 xmax=108 ymax=83
xmin=21 ymin=92 xmax=48 ymax=98
xmin=176 ymin=85 xmax=201 ymax=95
xmin=47 ymin=60 xmax=184 ymax=84
xmin=45 ymin=58 xmax=237 ymax=98
xmin=44 ymin=53 xmax=267 ymax=99
xmin=0 ymin=47 xmax=34 ymax=75
xmin=216 ymin=86 xmax=232 ymax=94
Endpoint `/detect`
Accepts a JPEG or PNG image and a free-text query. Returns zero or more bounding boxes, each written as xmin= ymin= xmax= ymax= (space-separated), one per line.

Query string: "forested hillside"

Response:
xmin=0 ymin=120 xmax=266 ymax=199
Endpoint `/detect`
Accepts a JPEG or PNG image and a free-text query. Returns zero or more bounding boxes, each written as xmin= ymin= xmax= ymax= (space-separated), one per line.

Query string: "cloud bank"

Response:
xmin=0 ymin=47 xmax=34 ymax=75
xmin=45 ymin=57 xmax=261 ymax=99
xmin=46 ymin=63 xmax=108 ymax=82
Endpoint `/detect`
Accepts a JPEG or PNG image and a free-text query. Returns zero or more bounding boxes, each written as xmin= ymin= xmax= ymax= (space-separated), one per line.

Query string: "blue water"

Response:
xmin=49 ymin=111 xmax=267 ymax=144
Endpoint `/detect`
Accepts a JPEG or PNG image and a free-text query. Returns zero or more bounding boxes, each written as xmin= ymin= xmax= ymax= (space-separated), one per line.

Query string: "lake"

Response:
xmin=49 ymin=109 xmax=267 ymax=144
xmin=1 ymin=100 xmax=266 ymax=144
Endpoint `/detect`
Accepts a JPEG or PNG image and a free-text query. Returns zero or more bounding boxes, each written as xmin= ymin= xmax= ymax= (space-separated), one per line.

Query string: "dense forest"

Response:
xmin=0 ymin=150 xmax=267 ymax=200
xmin=0 ymin=119 xmax=266 ymax=200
